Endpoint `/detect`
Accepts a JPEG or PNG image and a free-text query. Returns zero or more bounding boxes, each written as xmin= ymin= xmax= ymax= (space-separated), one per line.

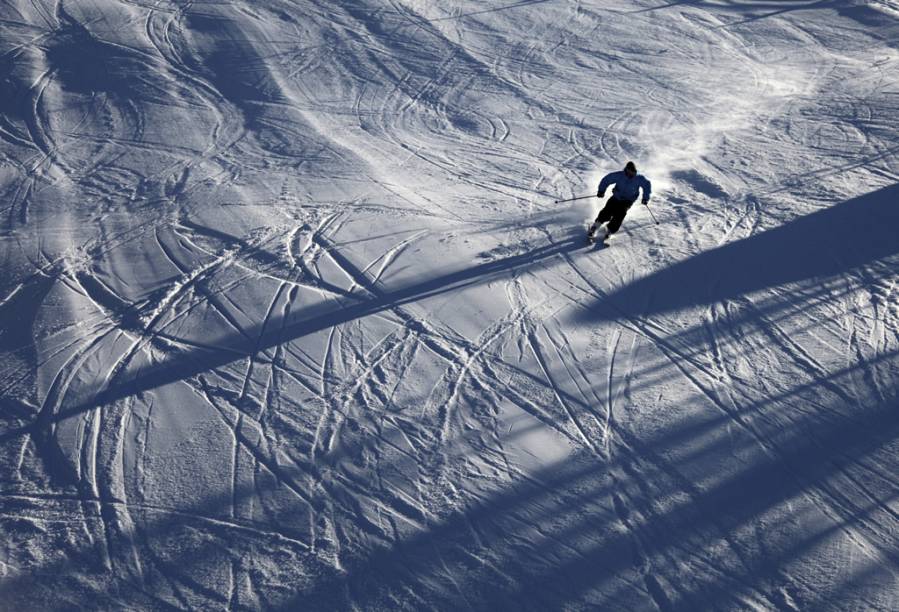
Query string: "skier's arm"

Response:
xmin=641 ymin=176 xmax=652 ymax=204
xmin=597 ymin=172 xmax=617 ymax=197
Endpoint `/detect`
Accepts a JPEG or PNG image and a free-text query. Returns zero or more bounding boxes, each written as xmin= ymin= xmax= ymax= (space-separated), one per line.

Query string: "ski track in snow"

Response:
xmin=1 ymin=0 xmax=898 ymax=609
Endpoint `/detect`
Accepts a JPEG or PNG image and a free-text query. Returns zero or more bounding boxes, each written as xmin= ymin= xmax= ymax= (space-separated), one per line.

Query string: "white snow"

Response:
xmin=1 ymin=0 xmax=898 ymax=609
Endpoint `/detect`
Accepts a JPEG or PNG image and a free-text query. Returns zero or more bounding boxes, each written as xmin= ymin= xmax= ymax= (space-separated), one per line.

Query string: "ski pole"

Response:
xmin=645 ymin=202 xmax=659 ymax=225
xmin=554 ymin=194 xmax=595 ymax=204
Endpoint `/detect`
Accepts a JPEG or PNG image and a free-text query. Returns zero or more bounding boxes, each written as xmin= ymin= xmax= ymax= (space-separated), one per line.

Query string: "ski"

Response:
xmin=586 ymin=226 xmax=610 ymax=246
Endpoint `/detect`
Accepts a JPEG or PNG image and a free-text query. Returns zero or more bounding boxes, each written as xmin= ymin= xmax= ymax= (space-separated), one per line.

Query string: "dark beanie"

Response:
xmin=625 ymin=161 xmax=637 ymax=173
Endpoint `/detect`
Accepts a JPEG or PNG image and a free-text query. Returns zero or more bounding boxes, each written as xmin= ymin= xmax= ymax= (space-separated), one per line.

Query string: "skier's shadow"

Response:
xmin=2 ymin=231 xmax=586 ymax=448
xmin=575 ymin=183 xmax=899 ymax=324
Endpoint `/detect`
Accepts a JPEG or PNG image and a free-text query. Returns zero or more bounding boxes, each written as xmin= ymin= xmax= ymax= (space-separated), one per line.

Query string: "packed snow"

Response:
xmin=1 ymin=0 xmax=898 ymax=609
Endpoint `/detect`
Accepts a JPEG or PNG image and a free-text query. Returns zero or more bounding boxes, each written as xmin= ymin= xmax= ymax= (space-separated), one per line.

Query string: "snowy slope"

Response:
xmin=1 ymin=0 xmax=897 ymax=609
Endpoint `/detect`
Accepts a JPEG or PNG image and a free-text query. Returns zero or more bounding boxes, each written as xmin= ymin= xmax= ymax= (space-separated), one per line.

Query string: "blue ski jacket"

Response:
xmin=598 ymin=170 xmax=652 ymax=204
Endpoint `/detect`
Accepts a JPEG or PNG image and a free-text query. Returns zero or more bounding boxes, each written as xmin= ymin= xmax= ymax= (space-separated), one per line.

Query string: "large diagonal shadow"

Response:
xmin=290 ymin=343 xmax=899 ymax=609
xmin=575 ymin=184 xmax=899 ymax=324
xmin=3 ymin=350 xmax=896 ymax=609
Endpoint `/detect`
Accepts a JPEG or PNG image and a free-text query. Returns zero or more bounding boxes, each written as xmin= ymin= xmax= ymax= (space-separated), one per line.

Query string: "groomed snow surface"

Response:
xmin=1 ymin=0 xmax=898 ymax=609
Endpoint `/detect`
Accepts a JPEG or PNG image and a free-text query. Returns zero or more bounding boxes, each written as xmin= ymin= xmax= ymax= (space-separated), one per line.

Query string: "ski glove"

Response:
xmin=642 ymin=199 xmax=649 ymax=205
xmin=597 ymin=191 xmax=605 ymax=198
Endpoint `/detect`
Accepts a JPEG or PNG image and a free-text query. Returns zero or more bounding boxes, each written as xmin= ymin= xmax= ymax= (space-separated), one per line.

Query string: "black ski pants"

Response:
xmin=593 ymin=197 xmax=634 ymax=235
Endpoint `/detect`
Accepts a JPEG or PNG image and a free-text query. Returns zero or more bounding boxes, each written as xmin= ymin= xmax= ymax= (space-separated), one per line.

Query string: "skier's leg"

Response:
xmin=605 ymin=200 xmax=633 ymax=235
xmin=593 ymin=203 xmax=614 ymax=226
xmin=589 ymin=202 xmax=615 ymax=235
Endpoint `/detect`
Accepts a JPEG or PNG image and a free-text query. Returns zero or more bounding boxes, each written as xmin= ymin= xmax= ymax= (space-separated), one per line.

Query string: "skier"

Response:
xmin=587 ymin=161 xmax=652 ymax=243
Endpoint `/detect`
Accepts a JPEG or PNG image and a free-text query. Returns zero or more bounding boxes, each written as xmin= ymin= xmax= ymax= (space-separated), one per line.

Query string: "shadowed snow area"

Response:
xmin=1 ymin=0 xmax=898 ymax=609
